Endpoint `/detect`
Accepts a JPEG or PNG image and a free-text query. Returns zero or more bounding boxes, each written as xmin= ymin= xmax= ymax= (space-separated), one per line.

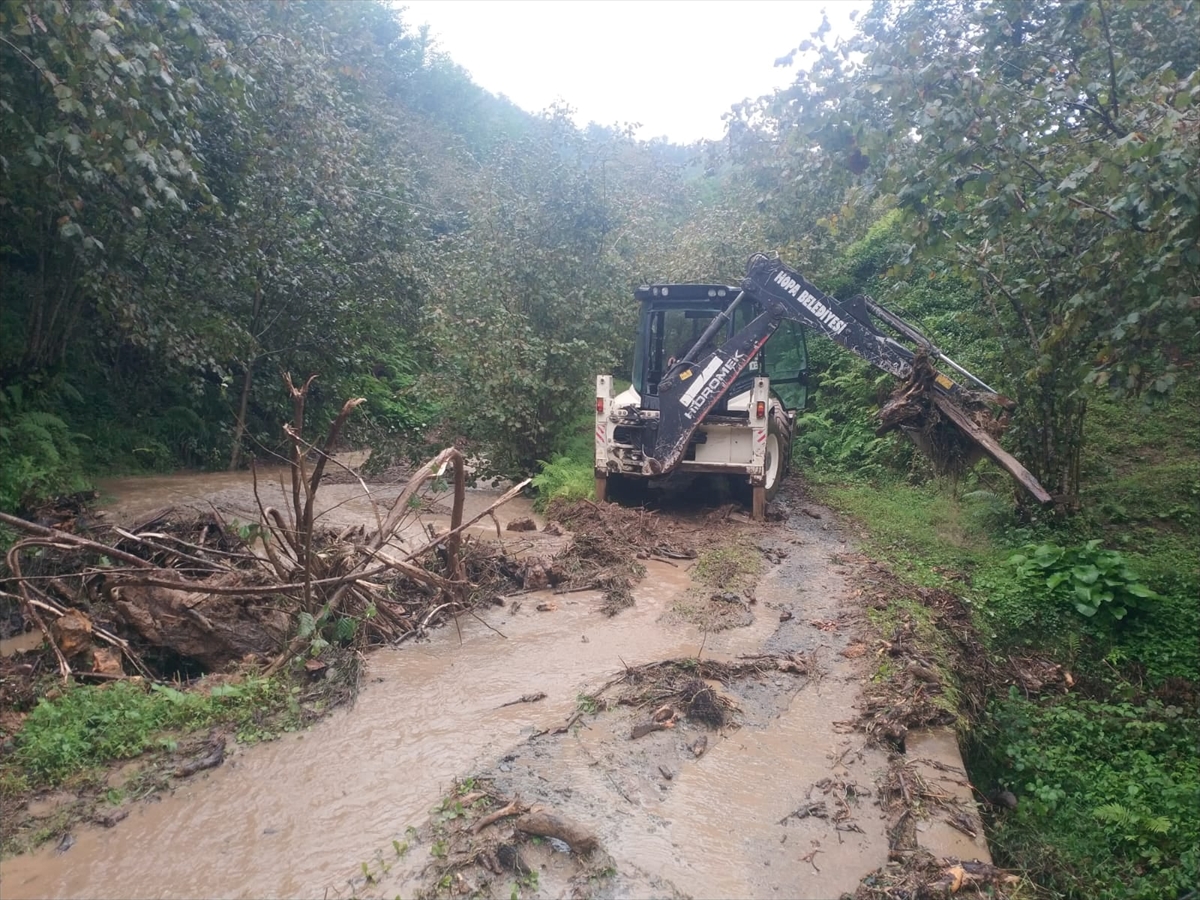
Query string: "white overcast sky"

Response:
xmin=394 ymin=1 xmax=867 ymax=143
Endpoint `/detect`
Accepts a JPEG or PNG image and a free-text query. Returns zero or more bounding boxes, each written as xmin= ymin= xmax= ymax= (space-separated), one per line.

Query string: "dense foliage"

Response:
xmin=731 ymin=0 xmax=1200 ymax=500
xmin=1 ymin=0 xmax=686 ymax=501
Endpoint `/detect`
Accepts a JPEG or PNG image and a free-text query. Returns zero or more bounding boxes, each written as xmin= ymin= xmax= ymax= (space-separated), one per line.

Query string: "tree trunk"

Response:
xmin=1015 ymin=372 xmax=1087 ymax=506
xmin=228 ymin=358 xmax=254 ymax=471
xmin=229 ymin=283 xmax=264 ymax=470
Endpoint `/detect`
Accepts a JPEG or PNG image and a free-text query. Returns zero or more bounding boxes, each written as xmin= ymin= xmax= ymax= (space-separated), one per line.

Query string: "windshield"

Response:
xmin=637 ymin=306 xmax=721 ymax=396
xmin=631 ymin=295 xmax=808 ymax=409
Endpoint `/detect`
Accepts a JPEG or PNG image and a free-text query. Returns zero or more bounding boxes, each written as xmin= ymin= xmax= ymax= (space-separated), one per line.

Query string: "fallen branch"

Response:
xmin=361 ymin=547 xmax=457 ymax=593
xmin=472 ymin=798 xmax=527 ymax=833
xmin=396 ymin=478 xmax=532 ymax=564
xmin=5 ymin=542 xmax=71 ymax=680
xmin=0 ymin=514 xmax=157 ymax=568
xmin=497 ymin=692 xmax=547 ymax=708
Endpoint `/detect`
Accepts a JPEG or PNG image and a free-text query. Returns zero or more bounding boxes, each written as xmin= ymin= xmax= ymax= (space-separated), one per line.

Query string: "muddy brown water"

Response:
xmin=0 ymin=470 xmax=893 ymax=899
xmin=0 ymin=631 xmax=43 ymax=657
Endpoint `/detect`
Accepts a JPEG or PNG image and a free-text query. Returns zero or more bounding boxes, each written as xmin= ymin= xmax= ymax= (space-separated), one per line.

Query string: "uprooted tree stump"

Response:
xmin=110 ymin=582 xmax=293 ymax=672
xmin=877 ymin=352 xmax=1051 ymax=505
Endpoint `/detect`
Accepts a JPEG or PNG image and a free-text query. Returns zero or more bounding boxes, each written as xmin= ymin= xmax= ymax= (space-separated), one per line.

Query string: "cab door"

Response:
xmin=763 ymin=321 xmax=809 ymax=411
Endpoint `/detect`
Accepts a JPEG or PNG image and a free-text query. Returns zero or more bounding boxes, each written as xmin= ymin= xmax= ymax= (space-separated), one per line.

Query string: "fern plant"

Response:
xmin=531 ymin=454 xmax=594 ymax=511
xmin=1093 ymin=802 xmax=1175 ymax=867
xmin=0 ymin=387 xmax=89 ymax=512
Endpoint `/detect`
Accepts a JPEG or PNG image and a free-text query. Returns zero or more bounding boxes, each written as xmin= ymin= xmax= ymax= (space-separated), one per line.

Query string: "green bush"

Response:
xmin=0 ymin=386 xmax=89 ymax=512
xmin=977 ymin=693 xmax=1199 ymax=900
xmin=1008 ymin=540 xmax=1157 ymax=625
xmin=530 ymin=454 xmax=594 ymax=511
xmin=530 ymin=409 xmax=597 ymax=511
xmin=347 ymin=352 xmax=436 ymax=436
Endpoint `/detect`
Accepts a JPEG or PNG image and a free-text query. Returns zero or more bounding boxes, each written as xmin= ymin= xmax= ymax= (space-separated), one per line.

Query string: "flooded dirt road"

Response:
xmin=0 ymin=470 xmax=924 ymax=899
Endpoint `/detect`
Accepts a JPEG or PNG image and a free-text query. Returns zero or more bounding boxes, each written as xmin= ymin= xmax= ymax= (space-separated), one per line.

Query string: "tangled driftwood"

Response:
xmin=0 ymin=373 xmax=530 ymax=682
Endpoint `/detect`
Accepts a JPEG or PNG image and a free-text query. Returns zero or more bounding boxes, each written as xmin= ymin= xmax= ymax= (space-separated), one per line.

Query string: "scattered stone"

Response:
xmin=760 ymin=546 xmax=789 ymax=564
xmin=51 ymin=610 xmax=93 ymax=659
xmin=691 ymin=735 xmax=708 ymax=757
xmin=95 ymin=808 xmax=129 ymax=828
xmin=516 ymin=558 xmax=564 ymax=590
xmin=652 ymin=704 xmax=677 ymax=723
xmin=779 ymin=611 xmax=794 ymax=622
xmin=522 ymin=563 xmax=549 ymax=590
xmin=905 ymin=661 xmax=940 ymax=683
xmin=988 ymin=789 xmax=1018 ymax=810
xmin=173 ymin=733 xmax=226 ymax=778
xmin=506 ymin=518 xmax=537 ymax=532
xmin=90 ymin=647 xmax=124 ymax=677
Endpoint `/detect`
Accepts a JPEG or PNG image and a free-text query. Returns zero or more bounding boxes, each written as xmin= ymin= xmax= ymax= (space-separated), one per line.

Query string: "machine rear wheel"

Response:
xmin=597 ymin=472 xmax=648 ymax=506
xmin=763 ymin=414 xmax=789 ymax=501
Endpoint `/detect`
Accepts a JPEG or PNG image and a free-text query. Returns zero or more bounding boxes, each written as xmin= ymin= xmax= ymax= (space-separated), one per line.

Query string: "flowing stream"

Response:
xmin=0 ymin=469 xmax=893 ymax=899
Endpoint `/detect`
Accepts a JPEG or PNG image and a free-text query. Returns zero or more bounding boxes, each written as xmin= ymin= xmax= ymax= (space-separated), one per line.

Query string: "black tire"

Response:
xmin=763 ymin=413 xmax=790 ymax=501
xmin=606 ymin=473 xmax=649 ymax=505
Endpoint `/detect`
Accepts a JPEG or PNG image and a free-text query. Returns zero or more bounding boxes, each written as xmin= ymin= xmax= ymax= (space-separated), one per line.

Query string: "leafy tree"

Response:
xmin=0 ymin=0 xmax=245 ymax=377
xmin=745 ymin=0 xmax=1200 ymax=501
xmin=418 ymin=107 xmax=637 ymax=477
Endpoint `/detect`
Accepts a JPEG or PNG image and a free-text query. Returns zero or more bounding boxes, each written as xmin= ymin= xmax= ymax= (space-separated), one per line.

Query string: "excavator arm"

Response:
xmin=641 ymin=254 xmax=1052 ymax=505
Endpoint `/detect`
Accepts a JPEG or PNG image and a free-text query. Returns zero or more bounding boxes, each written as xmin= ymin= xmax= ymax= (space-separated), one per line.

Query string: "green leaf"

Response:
xmin=297 ymin=612 xmax=316 ymax=639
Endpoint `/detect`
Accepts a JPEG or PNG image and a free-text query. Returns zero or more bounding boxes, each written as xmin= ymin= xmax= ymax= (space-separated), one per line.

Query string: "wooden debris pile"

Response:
xmin=583 ymin=653 xmax=809 ymax=729
xmin=0 ymin=374 xmax=531 ymax=684
xmin=359 ymin=778 xmax=608 ymax=900
xmin=854 ymin=849 xmax=1020 ymax=899
xmin=544 ymin=499 xmax=697 ymax=615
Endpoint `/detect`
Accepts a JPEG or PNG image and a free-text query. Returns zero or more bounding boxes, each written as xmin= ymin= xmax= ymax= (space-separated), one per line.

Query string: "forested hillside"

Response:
xmin=2 ymin=1 xmax=1197 ymax=896
xmin=0 ymin=0 xmax=697 ymax=499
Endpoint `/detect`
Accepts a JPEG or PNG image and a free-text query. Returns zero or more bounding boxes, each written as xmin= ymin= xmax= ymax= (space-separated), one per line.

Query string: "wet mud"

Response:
xmin=0 ymin=474 xmax=941 ymax=899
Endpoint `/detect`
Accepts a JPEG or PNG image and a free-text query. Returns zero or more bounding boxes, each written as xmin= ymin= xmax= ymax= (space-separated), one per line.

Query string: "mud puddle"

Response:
xmin=97 ymin=461 xmax=543 ymax=549
xmin=1 ymin=473 xmax=893 ymax=899
xmin=0 ymin=631 xmax=42 ymax=657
